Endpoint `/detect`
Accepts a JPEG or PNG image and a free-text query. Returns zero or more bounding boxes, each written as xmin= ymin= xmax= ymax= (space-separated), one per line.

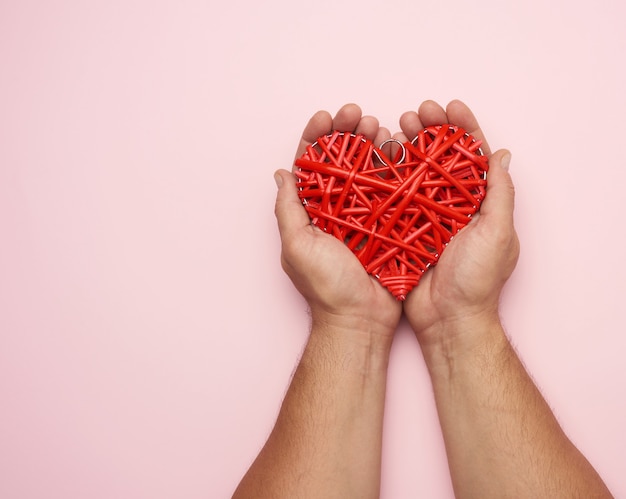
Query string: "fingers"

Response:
xmin=399 ymin=100 xmax=492 ymax=156
xmin=294 ymin=110 xmax=333 ymax=160
xmin=417 ymin=100 xmax=447 ymax=126
xmin=445 ymin=100 xmax=480 ymax=134
xmin=290 ymin=100 xmax=501 ymax=236
xmin=399 ymin=111 xmax=424 ymax=141
xmin=479 ymin=149 xmax=515 ymax=226
xmin=392 ymin=130 xmax=408 ymax=143
xmin=354 ymin=115 xmax=380 ymax=139
xmin=294 ymin=104 xmax=380 ymax=162
xmin=274 ymin=169 xmax=311 ymax=240
xmin=286 ymin=103 xmax=383 ymax=237
xmin=374 ymin=126 xmax=391 ymax=146
xmin=445 ymin=100 xmax=492 ymax=155
xmin=331 ymin=103 xmax=364 ymax=133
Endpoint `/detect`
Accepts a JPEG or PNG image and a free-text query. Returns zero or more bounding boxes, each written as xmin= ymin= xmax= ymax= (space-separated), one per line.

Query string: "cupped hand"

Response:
xmin=398 ymin=100 xmax=520 ymax=346
xmin=274 ymin=104 xmax=402 ymax=339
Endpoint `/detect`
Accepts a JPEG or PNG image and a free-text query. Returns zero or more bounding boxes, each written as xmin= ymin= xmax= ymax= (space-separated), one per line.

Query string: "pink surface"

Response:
xmin=1 ymin=0 xmax=624 ymax=497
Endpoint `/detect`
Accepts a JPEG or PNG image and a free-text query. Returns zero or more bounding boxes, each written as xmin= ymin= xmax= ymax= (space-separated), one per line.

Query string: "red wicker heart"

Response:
xmin=295 ymin=124 xmax=488 ymax=300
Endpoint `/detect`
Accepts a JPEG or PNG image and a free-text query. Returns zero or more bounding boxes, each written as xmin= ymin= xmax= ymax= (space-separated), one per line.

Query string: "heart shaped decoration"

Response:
xmin=295 ymin=124 xmax=488 ymax=300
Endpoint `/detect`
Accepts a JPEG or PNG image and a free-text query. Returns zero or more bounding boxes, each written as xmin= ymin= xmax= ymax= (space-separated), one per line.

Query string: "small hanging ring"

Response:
xmin=374 ymin=138 xmax=406 ymax=166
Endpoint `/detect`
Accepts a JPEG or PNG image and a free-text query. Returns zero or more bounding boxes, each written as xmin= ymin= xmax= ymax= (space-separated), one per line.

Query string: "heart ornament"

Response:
xmin=295 ymin=124 xmax=488 ymax=300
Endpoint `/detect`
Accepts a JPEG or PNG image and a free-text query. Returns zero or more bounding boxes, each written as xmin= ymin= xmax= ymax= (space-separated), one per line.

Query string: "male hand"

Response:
xmin=274 ymin=104 xmax=402 ymax=340
xmin=398 ymin=100 xmax=520 ymax=347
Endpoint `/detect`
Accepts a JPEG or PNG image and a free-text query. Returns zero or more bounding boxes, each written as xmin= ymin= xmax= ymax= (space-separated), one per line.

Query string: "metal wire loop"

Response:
xmin=374 ymin=138 xmax=406 ymax=166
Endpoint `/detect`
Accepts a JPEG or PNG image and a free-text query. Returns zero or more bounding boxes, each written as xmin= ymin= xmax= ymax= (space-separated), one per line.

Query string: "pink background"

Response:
xmin=1 ymin=0 xmax=625 ymax=497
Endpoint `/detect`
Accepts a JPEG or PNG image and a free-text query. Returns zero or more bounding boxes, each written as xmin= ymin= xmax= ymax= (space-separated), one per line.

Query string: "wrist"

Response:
xmin=310 ymin=305 xmax=397 ymax=345
xmin=416 ymin=311 xmax=509 ymax=375
xmin=307 ymin=314 xmax=394 ymax=374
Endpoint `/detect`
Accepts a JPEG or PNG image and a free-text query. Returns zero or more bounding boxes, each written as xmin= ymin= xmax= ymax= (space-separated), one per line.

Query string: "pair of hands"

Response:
xmin=274 ymin=100 xmax=519 ymax=348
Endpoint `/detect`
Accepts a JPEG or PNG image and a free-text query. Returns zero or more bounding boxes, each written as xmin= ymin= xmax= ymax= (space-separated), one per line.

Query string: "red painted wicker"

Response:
xmin=295 ymin=124 xmax=488 ymax=300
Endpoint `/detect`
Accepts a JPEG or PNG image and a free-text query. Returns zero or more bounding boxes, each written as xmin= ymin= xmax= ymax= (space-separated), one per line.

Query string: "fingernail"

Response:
xmin=274 ymin=171 xmax=283 ymax=188
xmin=501 ymin=152 xmax=511 ymax=171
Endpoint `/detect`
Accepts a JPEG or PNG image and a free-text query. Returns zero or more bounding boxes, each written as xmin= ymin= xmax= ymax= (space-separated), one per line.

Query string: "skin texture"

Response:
xmin=233 ymin=105 xmax=399 ymax=499
xmin=232 ymin=101 xmax=613 ymax=499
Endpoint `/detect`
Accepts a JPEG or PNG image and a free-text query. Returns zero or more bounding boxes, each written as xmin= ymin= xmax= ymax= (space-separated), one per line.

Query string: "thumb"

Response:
xmin=274 ymin=169 xmax=311 ymax=239
xmin=479 ymin=149 xmax=515 ymax=225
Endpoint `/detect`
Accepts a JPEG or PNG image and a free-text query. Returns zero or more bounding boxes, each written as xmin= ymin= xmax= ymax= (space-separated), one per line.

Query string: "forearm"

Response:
xmin=233 ymin=319 xmax=392 ymax=499
xmin=421 ymin=317 xmax=613 ymax=499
